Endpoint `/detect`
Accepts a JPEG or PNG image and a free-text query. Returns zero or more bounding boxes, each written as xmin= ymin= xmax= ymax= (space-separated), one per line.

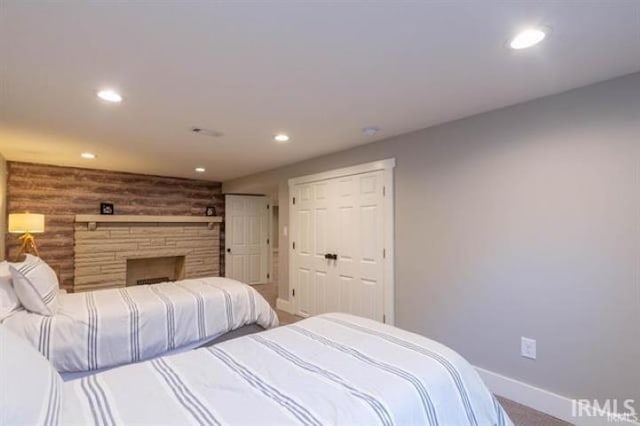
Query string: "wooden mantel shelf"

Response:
xmin=75 ymin=215 xmax=222 ymax=231
xmin=76 ymin=215 xmax=222 ymax=223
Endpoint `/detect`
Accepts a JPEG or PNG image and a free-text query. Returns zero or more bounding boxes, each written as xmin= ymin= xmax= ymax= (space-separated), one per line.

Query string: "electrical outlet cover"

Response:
xmin=521 ymin=337 xmax=537 ymax=360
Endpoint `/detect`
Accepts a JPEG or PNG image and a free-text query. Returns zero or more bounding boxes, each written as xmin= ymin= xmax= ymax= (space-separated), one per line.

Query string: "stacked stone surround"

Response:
xmin=74 ymin=221 xmax=220 ymax=292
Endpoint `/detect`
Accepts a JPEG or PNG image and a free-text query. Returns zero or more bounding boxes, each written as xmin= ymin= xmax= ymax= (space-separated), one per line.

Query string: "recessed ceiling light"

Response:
xmin=195 ymin=167 xmax=206 ymax=173
xmin=274 ymin=133 xmax=290 ymax=143
xmin=81 ymin=152 xmax=96 ymax=159
xmin=97 ymin=89 xmax=123 ymax=103
xmin=509 ymin=28 xmax=548 ymax=50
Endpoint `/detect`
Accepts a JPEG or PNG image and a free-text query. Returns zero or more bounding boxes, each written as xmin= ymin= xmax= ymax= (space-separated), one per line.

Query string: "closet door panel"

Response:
xmin=297 ymin=267 xmax=313 ymax=316
xmin=294 ymin=184 xmax=315 ymax=316
xmin=294 ymin=181 xmax=333 ymax=317
xmin=354 ymin=171 xmax=385 ymax=321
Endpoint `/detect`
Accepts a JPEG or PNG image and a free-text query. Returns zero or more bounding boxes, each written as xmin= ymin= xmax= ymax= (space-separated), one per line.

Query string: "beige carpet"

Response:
xmin=498 ymin=397 xmax=572 ymax=425
xmin=254 ymin=282 xmax=571 ymax=426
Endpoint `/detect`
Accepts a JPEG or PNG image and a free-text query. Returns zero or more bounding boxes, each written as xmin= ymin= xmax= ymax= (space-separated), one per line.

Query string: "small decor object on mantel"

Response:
xmin=205 ymin=206 xmax=216 ymax=217
xmin=100 ymin=202 xmax=114 ymax=215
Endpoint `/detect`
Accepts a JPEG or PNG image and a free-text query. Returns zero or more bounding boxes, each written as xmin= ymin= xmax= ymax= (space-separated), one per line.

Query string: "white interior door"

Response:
xmin=225 ymin=195 xmax=269 ymax=285
xmin=293 ymin=180 xmax=333 ymax=317
xmin=291 ymin=163 xmax=392 ymax=323
xmin=334 ymin=171 xmax=385 ymax=321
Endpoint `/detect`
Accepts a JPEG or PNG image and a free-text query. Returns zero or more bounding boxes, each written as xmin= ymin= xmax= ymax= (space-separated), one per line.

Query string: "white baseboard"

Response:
xmin=477 ymin=367 xmax=639 ymax=426
xmin=276 ymin=298 xmax=294 ymax=314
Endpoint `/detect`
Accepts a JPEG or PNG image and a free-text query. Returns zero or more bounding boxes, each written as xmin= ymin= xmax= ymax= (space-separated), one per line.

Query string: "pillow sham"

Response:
xmin=0 ymin=325 xmax=63 ymax=425
xmin=0 ymin=261 xmax=21 ymax=321
xmin=10 ymin=254 xmax=59 ymax=316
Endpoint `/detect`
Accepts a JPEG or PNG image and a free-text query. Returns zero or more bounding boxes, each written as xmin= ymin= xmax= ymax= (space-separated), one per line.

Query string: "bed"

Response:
xmin=1 ymin=312 xmax=512 ymax=425
xmin=1 ymin=276 xmax=278 ymax=375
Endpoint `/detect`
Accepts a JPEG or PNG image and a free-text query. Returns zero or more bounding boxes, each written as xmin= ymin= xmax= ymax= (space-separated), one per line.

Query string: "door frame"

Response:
xmin=267 ymin=196 xmax=274 ymax=282
xmin=288 ymin=158 xmax=396 ymax=324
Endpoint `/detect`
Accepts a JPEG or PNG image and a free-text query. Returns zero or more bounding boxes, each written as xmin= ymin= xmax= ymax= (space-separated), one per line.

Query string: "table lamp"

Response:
xmin=8 ymin=213 xmax=45 ymax=260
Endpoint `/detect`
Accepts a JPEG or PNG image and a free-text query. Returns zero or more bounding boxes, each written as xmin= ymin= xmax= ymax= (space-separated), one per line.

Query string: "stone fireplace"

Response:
xmin=126 ymin=255 xmax=186 ymax=286
xmin=74 ymin=215 xmax=222 ymax=292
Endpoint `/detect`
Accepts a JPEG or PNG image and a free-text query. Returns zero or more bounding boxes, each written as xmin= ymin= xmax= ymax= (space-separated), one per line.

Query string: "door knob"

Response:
xmin=324 ymin=253 xmax=331 ymax=259
xmin=227 ymin=248 xmax=231 ymax=253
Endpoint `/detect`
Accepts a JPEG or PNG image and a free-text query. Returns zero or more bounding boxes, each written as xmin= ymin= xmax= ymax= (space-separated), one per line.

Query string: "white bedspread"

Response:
xmin=61 ymin=313 xmax=512 ymax=426
xmin=1 ymin=277 xmax=278 ymax=373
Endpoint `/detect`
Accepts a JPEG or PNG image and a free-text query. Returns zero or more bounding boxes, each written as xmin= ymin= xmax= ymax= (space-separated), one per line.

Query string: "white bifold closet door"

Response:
xmin=225 ymin=195 xmax=269 ymax=285
xmin=292 ymin=169 xmax=388 ymax=322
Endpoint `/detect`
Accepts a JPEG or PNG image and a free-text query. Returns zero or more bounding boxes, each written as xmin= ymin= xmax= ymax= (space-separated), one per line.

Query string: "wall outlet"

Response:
xmin=521 ymin=337 xmax=537 ymax=360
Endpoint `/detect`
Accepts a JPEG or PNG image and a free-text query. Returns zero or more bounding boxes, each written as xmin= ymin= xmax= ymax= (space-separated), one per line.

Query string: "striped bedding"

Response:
xmin=1 ymin=277 xmax=278 ymax=373
xmin=60 ymin=313 xmax=512 ymax=426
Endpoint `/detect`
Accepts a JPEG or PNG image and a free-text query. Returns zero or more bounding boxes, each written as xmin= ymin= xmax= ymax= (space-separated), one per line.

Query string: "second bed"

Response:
xmin=1 ymin=276 xmax=278 ymax=375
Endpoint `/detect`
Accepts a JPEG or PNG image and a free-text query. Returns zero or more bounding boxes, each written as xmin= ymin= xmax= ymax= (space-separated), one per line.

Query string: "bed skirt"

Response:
xmin=61 ymin=324 xmax=266 ymax=381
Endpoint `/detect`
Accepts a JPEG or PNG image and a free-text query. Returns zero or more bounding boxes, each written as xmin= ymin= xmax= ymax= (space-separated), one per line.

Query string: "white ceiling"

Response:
xmin=1 ymin=1 xmax=639 ymax=181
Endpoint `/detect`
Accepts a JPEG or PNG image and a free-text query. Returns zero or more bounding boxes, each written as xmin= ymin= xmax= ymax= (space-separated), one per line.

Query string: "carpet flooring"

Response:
xmin=498 ymin=397 xmax=572 ymax=425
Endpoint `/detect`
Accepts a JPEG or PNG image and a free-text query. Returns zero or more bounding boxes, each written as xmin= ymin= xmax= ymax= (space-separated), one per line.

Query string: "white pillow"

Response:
xmin=10 ymin=254 xmax=59 ymax=316
xmin=0 ymin=325 xmax=63 ymax=425
xmin=0 ymin=261 xmax=21 ymax=321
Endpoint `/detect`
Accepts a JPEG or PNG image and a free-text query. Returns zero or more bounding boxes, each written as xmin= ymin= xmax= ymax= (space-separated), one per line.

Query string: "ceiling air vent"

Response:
xmin=190 ymin=127 xmax=224 ymax=138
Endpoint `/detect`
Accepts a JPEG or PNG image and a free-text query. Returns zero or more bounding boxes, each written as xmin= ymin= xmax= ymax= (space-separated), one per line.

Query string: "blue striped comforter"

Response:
xmin=2 ymin=277 xmax=278 ymax=373
xmin=61 ymin=313 xmax=512 ymax=425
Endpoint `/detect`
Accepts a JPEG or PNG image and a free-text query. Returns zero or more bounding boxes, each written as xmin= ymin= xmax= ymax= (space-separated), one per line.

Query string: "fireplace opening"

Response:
xmin=126 ymin=256 xmax=186 ymax=286
xmin=136 ymin=277 xmax=170 ymax=286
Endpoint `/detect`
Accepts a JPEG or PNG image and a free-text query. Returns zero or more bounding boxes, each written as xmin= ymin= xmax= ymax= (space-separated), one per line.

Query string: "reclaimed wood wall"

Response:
xmin=6 ymin=162 xmax=225 ymax=291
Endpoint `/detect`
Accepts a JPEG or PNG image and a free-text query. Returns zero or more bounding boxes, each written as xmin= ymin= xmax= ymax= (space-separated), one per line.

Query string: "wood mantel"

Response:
xmin=75 ymin=215 xmax=222 ymax=231
xmin=75 ymin=215 xmax=223 ymax=223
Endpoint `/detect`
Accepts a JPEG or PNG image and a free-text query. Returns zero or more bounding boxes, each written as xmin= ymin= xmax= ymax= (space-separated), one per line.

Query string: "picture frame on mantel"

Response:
xmin=100 ymin=202 xmax=114 ymax=215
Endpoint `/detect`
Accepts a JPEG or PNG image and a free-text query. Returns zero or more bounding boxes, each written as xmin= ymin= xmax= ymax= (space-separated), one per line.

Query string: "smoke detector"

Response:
xmin=363 ymin=126 xmax=380 ymax=137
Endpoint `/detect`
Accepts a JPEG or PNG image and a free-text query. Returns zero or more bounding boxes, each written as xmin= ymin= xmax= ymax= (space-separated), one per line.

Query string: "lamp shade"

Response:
xmin=8 ymin=213 xmax=45 ymax=234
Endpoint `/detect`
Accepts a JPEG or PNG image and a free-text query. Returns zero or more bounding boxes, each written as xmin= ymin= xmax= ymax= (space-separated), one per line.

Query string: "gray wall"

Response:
xmin=223 ymin=73 xmax=640 ymax=405
xmin=0 ymin=153 xmax=6 ymax=260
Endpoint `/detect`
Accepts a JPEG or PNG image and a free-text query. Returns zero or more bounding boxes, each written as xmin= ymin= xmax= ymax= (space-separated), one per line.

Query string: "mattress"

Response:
xmin=60 ymin=313 xmax=512 ymax=425
xmin=1 ymin=277 xmax=278 ymax=373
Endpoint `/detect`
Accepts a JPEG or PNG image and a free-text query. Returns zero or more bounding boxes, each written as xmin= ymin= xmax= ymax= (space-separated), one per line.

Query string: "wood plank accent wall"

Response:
xmin=6 ymin=162 xmax=225 ymax=291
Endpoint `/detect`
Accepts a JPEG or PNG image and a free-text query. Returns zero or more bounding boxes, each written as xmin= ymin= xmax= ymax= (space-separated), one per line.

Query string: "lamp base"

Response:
xmin=15 ymin=233 xmax=40 ymax=261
